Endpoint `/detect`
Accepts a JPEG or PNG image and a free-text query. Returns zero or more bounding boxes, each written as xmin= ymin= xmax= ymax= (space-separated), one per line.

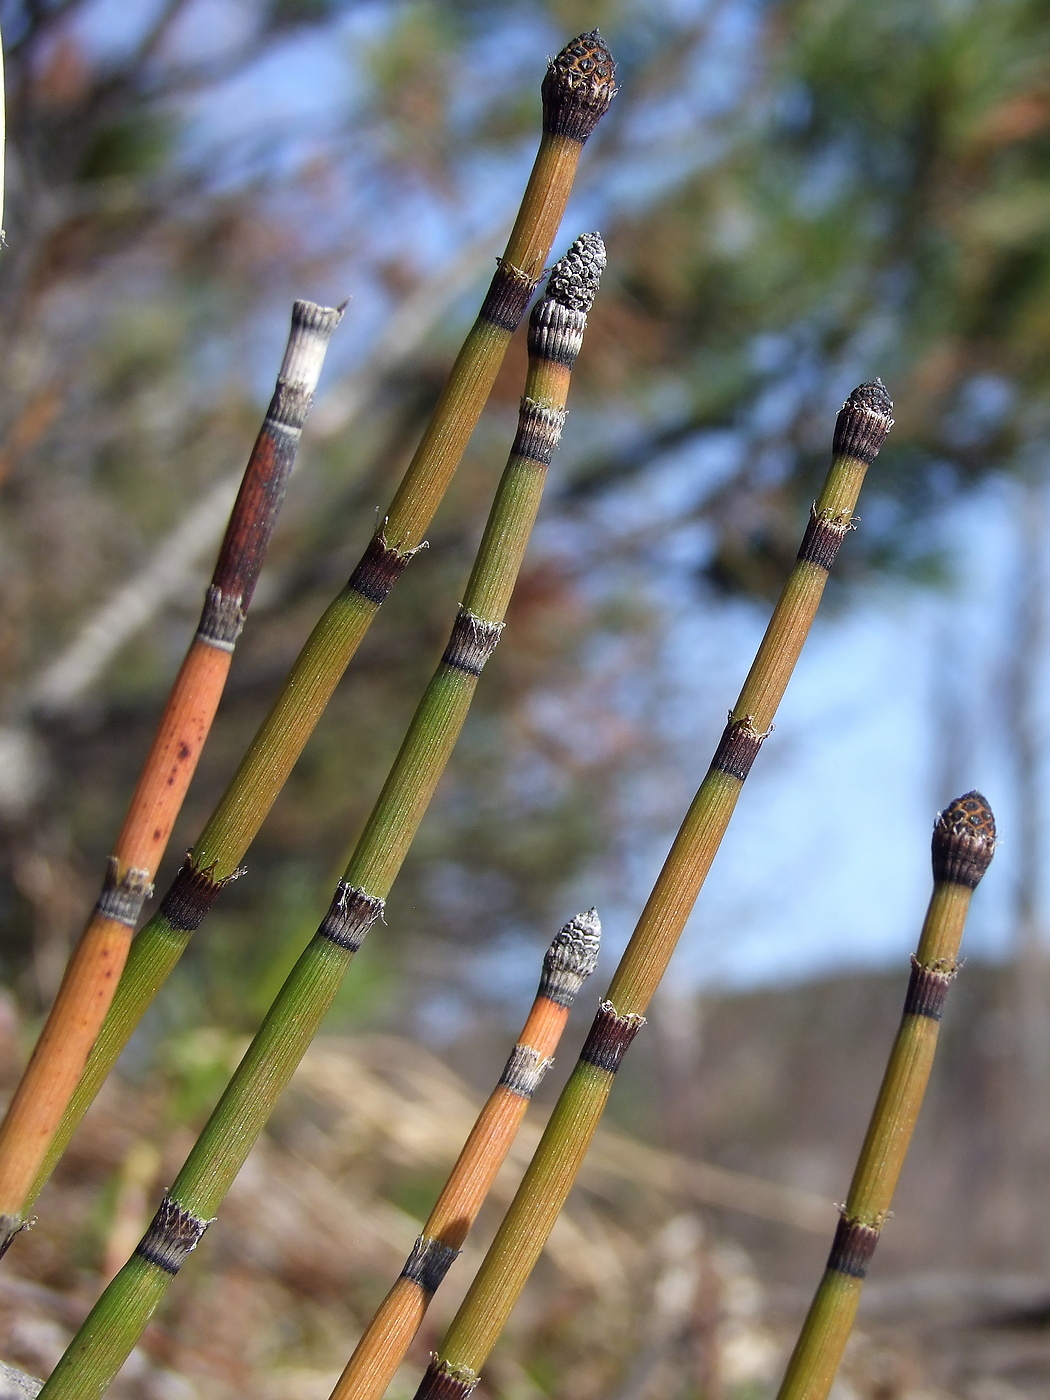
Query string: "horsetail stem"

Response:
xmin=409 ymin=381 xmax=896 ymax=1400
xmin=0 ymin=300 xmax=343 ymax=1251
xmin=34 ymin=236 xmax=606 ymax=1400
xmin=328 ymin=910 xmax=600 ymax=1400
xmin=775 ymin=792 xmax=996 ymax=1400
xmin=24 ymin=33 xmax=616 ymax=1226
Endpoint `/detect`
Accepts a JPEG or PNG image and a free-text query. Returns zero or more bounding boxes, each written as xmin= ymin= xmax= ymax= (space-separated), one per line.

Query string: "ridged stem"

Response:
xmin=410 ymin=382 xmax=896 ymax=1400
xmin=776 ymin=793 xmax=996 ymax=1400
xmin=328 ymin=910 xmax=601 ymax=1400
xmin=26 ymin=33 xmax=617 ymax=1223
xmin=0 ymin=300 xmax=343 ymax=1245
xmin=35 ymin=235 xmax=607 ymax=1400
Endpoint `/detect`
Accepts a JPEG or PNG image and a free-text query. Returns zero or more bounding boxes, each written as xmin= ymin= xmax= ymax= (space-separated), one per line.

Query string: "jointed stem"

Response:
xmin=36 ymin=234 xmax=607 ymax=1400
xmin=776 ymin=793 xmax=996 ymax=1400
xmin=410 ymin=381 xmax=896 ymax=1400
xmin=0 ymin=300 xmax=343 ymax=1245
xmin=329 ymin=910 xmax=601 ymax=1400
xmin=24 ymin=33 xmax=617 ymax=1224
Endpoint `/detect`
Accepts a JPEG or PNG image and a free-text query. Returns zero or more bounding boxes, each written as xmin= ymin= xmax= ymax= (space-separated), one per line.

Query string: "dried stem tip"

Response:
xmin=539 ymin=907 xmax=602 ymax=1006
xmin=545 ymin=232 xmax=606 ymax=314
xmin=932 ymin=790 xmax=996 ymax=889
xmin=832 ymin=378 xmax=895 ymax=464
xmin=541 ymin=31 xmax=617 ymax=142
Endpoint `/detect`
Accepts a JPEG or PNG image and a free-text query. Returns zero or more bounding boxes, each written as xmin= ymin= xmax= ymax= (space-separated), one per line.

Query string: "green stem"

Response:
xmin=776 ymin=793 xmax=996 ymax=1400
xmin=410 ymin=382 xmax=896 ymax=1400
xmin=26 ymin=33 xmax=618 ymax=1219
xmin=36 ymin=235 xmax=607 ymax=1400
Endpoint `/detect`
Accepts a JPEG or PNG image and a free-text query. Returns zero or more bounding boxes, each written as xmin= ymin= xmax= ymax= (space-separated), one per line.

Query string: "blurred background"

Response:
xmin=1 ymin=0 xmax=1049 ymax=1395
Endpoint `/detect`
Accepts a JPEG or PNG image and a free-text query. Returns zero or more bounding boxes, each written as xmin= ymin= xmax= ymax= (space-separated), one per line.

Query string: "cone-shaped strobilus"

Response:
xmin=776 ymin=792 xmax=996 ymax=1400
xmin=12 ymin=32 xmax=617 ymax=1253
xmin=408 ymin=381 xmax=896 ymax=1400
xmin=35 ymin=234 xmax=607 ymax=1400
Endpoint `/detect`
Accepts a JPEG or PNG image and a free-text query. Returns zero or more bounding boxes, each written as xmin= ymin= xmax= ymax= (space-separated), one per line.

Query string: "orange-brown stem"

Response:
xmin=0 ymin=301 xmax=342 ymax=1236
xmin=328 ymin=909 xmax=600 ymax=1400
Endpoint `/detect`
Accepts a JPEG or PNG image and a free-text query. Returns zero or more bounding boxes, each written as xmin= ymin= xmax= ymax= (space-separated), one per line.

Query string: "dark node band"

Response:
xmin=826 ymin=1215 xmax=880 ymax=1279
xmin=96 ymin=858 xmax=153 ymax=929
xmin=931 ymin=790 xmax=996 ymax=888
xmin=348 ymin=534 xmax=413 ymax=605
xmin=196 ymin=583 xmax=247 ymax=652
xmin=527 ymin=298 xmax=586 ymax=369
xmin=413 ymin=1360 xmax=480 ymax=1400
xmin=136 ymin=1192 xmax=210 ymax=1275
xmin=401 ymin=1235 xmax=460 ymax=1293
xmin=797 ymin=507 xmax=851 ymax=572
xmin=161 ymin=860 xmax=234 ymax=933
xmin=316 ymin=882 xmax=384 ymax=952
xmin=903 ymin=956 xmax=955 ymax=1021
xmin=579 ymin=999 xmax=645 ymax=1074
xmin=832 ymin=379 xmax=894 ymax=464
xmin=265 ymin=380 xmax=312 ymax=433
xmin=710 ymin=717 xmax=765 ymax=782
xmin=539 ymin=907 xmax=602 ymax=1006
xmin=541 ymin=31 xmax=617 ymax=143
xmin=479 ymin=260 xmax=538 ymax=332
xmin=511 ymin=397 xmax=566 ymax=466
xmin=499 ymin=1044 xmax=550 ymax=1098
xmin=442 ymin=609 xmax=504 ymax=677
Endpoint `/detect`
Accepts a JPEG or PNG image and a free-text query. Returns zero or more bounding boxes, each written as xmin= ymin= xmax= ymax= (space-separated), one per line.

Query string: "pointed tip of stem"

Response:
xmin=932 ymin=791 xmax=996 ymax=889
xmin=832 ymin=377 xmax=895 ymax=463
xmin=541 ymin=31 xmax=618 ymax=143
xmin=544 ymin=232 xmax=606 ymax=314
xmin=538 ymin=907 xmax=602 ymax=1006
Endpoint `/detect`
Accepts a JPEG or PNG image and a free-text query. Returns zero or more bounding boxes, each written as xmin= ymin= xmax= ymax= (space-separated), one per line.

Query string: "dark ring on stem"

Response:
xmin=265 ymin=381 xmax=312 ymax=433
xmin=579 ymin=1000 xmax=645 ymax=1074
xmin=401 ymin=1235 xmax=460 ymax=1294
xmin=414 ymin=1359 xmax=480 ymax=1400
xmin=316 ymin=882 xmax=384 ymax=952
xmin=527 ymin=299 xmax=587 ymax=368
xmin=161 ymin=861 xmax=234 ymax=933
xmin=710 ymin=718 xmax=765 ymax=782
xmin=196 ymin=583 xmax=247 ymax=652
xmin=95 ymin=858 xmax=153 ymax=928
xmin=348 ymin=534 xmax=413 ymax=605
xmin=903 ymin=956 xmax=954 ymax=1021
xmin=479 ymin=260 xmax=538 ymax=331
xmin=512 ymin=398 xmax=566 ymax=466
xmin=136 ymin=1192 xmax=211 ymax=1275
xmin=797 ymin=508 xmax=850 ymax=572
xmin=499 ymin=1044 xmax=550 ymax=1098
xmin=826 ymin=1215 xmax=880 ymax=1279
xmin=442 ymin=610 xmax=504 ymax=677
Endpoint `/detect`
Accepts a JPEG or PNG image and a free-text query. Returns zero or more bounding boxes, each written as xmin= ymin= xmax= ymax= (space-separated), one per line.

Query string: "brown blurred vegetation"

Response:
xmin=3 ymin=0 xmax=1050 ymax=1396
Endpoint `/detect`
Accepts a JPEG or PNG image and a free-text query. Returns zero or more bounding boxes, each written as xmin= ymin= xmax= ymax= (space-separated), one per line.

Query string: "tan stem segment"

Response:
xmin=14 ymin=35 xmax=619 ymax=1240
xmin=329 ymin=911 xmax=600 ymax=1400
xmin=0 ymin=301 xmax=343 ymax=1242
xmin=776 ymin=793 xmax=996 ymax=1400
xmin=408 ymin=382 xmax=897 ymax=1400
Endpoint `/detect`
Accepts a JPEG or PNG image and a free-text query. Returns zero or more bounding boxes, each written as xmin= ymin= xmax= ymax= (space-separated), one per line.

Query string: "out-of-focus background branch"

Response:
xmin=3 ymin=1 xmax=1050 ymax=1396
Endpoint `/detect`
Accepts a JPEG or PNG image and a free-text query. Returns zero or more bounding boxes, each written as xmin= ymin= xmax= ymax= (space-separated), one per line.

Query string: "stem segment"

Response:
xmin=35 ymin=235 xmax=607 ymax=1400
xmin=775 ymin=792 xmax=996 ymax=1400
xmin=329 ymin=910 xmax=600 ymax=1400
xmin=410 ymin=381 xmax=896 ymax=1400
xmin=0 ymin=300 xmax=343 ymax=1248
xmin=25 ymin=33 xmax=617 ymax=1227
